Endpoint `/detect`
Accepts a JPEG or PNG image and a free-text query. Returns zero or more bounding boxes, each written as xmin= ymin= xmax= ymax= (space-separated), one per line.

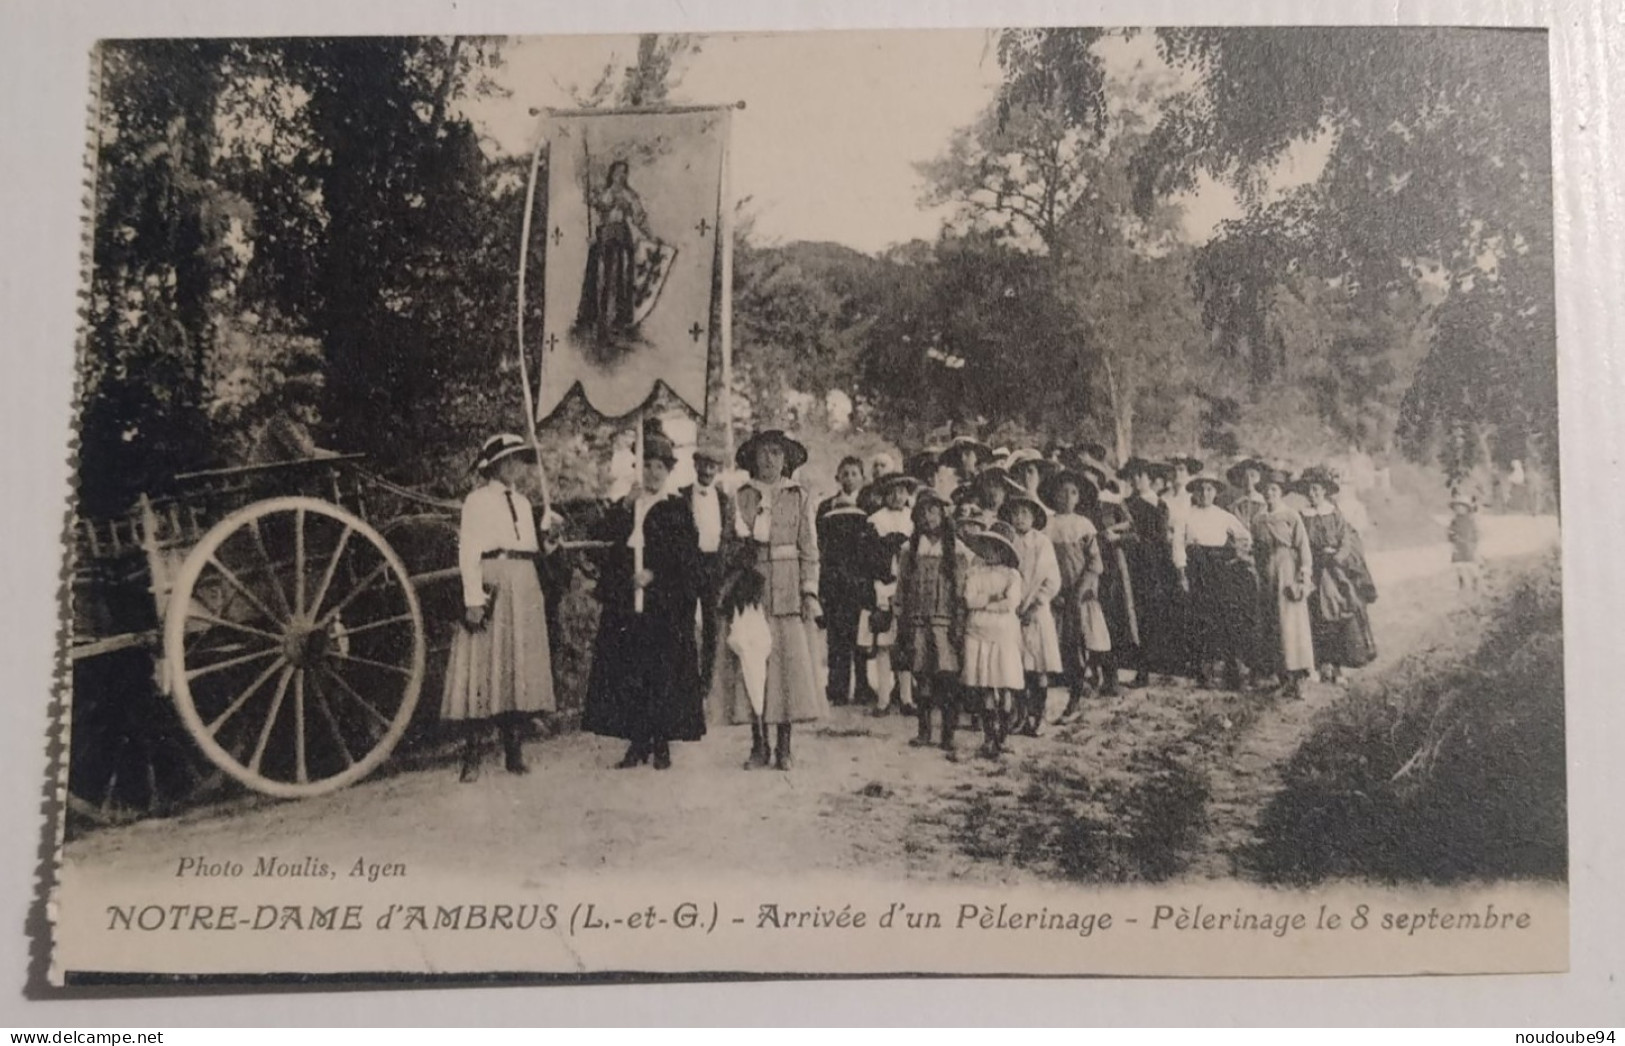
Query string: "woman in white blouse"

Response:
xmin=441 ymin=434 xmax=557 ymax=781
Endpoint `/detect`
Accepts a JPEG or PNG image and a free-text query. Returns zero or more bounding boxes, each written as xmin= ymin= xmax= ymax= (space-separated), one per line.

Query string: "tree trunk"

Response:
xmin=1102 ymin=355 xmax=1132 ymax=464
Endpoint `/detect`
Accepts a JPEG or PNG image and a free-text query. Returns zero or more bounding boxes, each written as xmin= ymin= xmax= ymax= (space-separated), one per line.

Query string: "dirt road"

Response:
xmin=63 ymin=515 xmax=1559 ymax=886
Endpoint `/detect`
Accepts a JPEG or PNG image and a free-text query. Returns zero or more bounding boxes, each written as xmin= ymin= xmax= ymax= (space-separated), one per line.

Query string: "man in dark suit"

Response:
xmin=681 ymin=435 xmax=734 ymax=693
xmin=816 ymin=456 xmax=874 ymax=706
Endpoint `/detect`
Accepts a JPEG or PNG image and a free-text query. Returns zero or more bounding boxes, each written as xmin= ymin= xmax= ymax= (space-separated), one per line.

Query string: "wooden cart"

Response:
xmin=66 ymin=455 xmax=471 ymax=825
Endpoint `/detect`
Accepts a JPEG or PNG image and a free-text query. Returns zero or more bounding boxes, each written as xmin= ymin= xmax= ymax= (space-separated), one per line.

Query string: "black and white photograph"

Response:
xmin=47 ymin=25 xmax=1567 ymax=981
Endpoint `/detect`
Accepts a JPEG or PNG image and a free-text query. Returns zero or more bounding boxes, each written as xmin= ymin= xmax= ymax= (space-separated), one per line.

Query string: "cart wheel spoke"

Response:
xmin=315 ymin=560 xmax=393 ymax=630
xmin=328 ymin=650 xmax=415 ymax=678
xmin=248 ymin=666 xmax=295 ymax=775
xmin=309 ymin=673 xmax=355 ymax=769
xmin=187 ymin=613 xmax=285 ymax=645
xmin=249 ymin=516 xmax=294 ymax=621
xmin=185 ymin=644 xmax=280 ymax=683
xmin=205 ymin=654 xmax=289 ymax=734
xmin=207 ymin=554 xmax=284 ymax=627
xmin=320 ymin=666 xmax=393 ymax=733
xmin=293 ymin=506 xmax=307 ymax=617
xmin=329 ymin=612 xmax=415 ymax=639
xmin=293 ymin=671 xmax=308 ymax=785
xmin=308 ymin=524 xmax=354 ymax=622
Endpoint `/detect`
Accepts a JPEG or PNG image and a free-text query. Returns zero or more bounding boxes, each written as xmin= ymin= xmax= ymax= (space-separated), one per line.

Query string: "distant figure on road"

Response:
xmin=1448 ymin=496 xmax=1483 ymax=592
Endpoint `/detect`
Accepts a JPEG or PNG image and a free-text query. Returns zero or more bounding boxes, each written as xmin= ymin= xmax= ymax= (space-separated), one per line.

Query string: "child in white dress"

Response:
xmin=959 ymin=520 xmax=1026 ymax=759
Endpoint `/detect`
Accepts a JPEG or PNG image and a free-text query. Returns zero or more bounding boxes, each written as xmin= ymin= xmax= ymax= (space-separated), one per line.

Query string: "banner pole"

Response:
xmin=634 ymin=410 xmax=646 ymax=615
xmin=718 ymin=107 xmax=737 ymax=468
xmin=516 ymin=121 xmax=553 ymax=514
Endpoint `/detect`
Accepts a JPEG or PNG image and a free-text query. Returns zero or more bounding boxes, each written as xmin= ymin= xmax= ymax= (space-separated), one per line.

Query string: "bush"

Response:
xmin=1244 ymin=550 xmax=1566 ymax=884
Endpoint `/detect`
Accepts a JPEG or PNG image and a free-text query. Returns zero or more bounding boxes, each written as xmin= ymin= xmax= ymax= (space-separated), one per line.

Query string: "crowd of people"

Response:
xmin=440 ymin=426 xmax=1383 ymax=778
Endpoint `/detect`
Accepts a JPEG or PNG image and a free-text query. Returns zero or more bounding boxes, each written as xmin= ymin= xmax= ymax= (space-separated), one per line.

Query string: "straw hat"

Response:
xmin=1185 ymin=475 xmax=1226 ymax=496
xmin=1294 ymin=465 xmax=1342 ymax=496
xmin=1226 ymin=457 xmax=1270 ymax=488
xmin=963 ymin=520 xmax=1020 ymax=569
xmin=998 ymin=493 xmax=1048 ymax=531
xmin=474 ymin=433 xmax=537 ymax=474
xmin=735 ymin=429 xmax=809 ymax=473
xmin=1040 ymin=468 xmax=1100 ymax=511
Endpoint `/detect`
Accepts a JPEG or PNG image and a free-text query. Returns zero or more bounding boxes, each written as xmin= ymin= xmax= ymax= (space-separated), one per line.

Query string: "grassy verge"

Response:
xmin=1242 ymin=550 xmax=1566 ymax=884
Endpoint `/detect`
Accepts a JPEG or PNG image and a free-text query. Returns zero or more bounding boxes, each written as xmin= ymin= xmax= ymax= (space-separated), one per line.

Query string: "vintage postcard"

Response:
xmin=48 ymin=26 xmax=1566 ymax=983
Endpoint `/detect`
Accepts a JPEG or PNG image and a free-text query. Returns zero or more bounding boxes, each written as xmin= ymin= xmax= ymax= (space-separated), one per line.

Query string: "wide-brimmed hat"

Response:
xmin=876 ymin=472 xmax=921 ymax=496
xmin=1079 ymin=441 xmax=1110 ymax=464
xmin=1226 ymin=457 xmax=1270 ymax=488
xmin=642 ymin=433 xmax=678 ymax=467
xmin=1005 ymin=448 xmax=1057 ymax=478
xmin=1117 ymin=456 xmax=1160 ymax=481
xmin=1186 ymin=475 xmax=1226 ymax=495
xmin=938 ymin=435 xmax=993 ymax=466
xmin=1167 ymin=456 xmax=1205 ymax=474
xmin=963 ymin=520 xmax=1020 ymax=569
xmin=904 ymin=447 xmax=945 ymax=483
xmin=998 ymin=493 xmax=1048 ymax=531
xmin=692 ymin=433 xmax=729 ymax=465
xmin=1294 ymin=465 xmax=1341 ymax=496
xmin=911 ymin=487 xmax=952 ymax=521
xmin=1257 ymin=468 xmax=1294 ymax=492
xmin=736 ymin=429 xmax=809 ymax=474
xmin=1449 ymin=494 xmax=1478 ymax=511
xmin=975 ymin=465 xmax=1026 ymax=497
xmin=474 ymin=433 xmax=538 ymax=474
xmin=1040 ymin=468 xmax=1100 ymax=510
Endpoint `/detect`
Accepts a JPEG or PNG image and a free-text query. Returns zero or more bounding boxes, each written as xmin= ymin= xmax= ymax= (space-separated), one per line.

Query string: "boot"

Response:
xmin=941 ymin=699 xmax=957 ymax=758
xmin=500 ymin=718 xmax=530 ymax=775
xmin=1127 ymin=668 xmax=1150 ymax=690
xmin=909 ymin=697 xmax=934 ymax=747
xmin=1024 ymin=684 xmax=1044 ymax=737
xmin=774 ymin=724 xmax=794 ymax=771
xmin=1098 ymin=654 xmax=1120 ymax=697
xmin=458 ymin=728 xmax=482 ymax=783
xmin=1057 ymin=688 xmax=1084 ymax=725
xmin=615 ymin=741 xmax=650 ymax=769
xmin=743 ymin=723 xmax=770 ymax=770
xmin=978 ymin=703 xmax=1000 ymax=760
xmin=652 ymin=739 xmax=672 ymax=771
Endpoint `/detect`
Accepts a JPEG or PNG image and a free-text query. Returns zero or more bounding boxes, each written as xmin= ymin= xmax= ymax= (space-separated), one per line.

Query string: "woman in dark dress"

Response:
xmin=1118 ymin=458 xmax=1184 ymax=687
xmin=1296 ymin=466 xmax=1378 ymax=685
xmin=1086 ymin=468 xmax=1138 ymax=699
xmin=580 ymin=434 xmax=706 ymax=769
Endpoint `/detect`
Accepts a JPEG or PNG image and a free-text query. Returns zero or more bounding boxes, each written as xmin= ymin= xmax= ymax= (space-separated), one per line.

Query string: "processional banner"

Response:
xmin=536 ymin=108 xmax=728 ymax=420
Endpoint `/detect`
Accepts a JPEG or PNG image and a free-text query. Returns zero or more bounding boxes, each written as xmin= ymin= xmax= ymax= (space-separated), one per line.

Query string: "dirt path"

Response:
xmin=63 ymin=517 xmax=1558 ymax=888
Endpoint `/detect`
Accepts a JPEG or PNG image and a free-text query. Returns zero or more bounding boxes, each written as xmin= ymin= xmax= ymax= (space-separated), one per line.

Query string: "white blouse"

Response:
xmin=457 ymin=480 xmax=543 ymax=608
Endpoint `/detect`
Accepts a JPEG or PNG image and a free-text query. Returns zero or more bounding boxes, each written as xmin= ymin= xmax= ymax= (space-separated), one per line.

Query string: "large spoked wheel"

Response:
xmin=164 ymin=497 xmax=425 ymax=798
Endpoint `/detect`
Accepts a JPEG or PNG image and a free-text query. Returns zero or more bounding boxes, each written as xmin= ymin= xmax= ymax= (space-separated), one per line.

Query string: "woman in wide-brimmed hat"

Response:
xmin=999 ymin=494 xmax=1060 ymax=736
xmin=442 ymin=434 xmax=557 ymax=781
xmin=1175 ymin=473 xmax=1256 ymax=690
xmin=938 ymin=435 xmax=993 ymax=486
xmin=1005 ymin=448 xmax=1056 ymax=509
xmin=1224 ymin=457 xmax=1270 ymax=529
xmin=1116 ymin=457 xmax=1184 ymax=685
xmin=720 ymin=427 xmax=824 ymax=770
xmin=1085 ymin=464 xmax=1137 ymax=697
xmin=1295 ymin=466 xmax=1377 ymax=684
xmin=1249 ymin=468 xmax=1316 ymax=698
xmin=580 ymin=433 xmax=706 ymax=769
xmin=959 ymin=520 xmax=1025 ymax=759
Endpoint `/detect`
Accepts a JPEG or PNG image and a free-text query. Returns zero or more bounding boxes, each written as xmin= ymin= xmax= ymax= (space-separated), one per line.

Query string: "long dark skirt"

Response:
xmin=1185 ymin=546 xmax=1257 ymax=665
xmin=581 ymin=602 xmax=706 ymax=744
xmin=1310 ymin=597 xmax=1378 ymax=670
xmin=1125 ymin=549 xmax=1185 ymax=674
